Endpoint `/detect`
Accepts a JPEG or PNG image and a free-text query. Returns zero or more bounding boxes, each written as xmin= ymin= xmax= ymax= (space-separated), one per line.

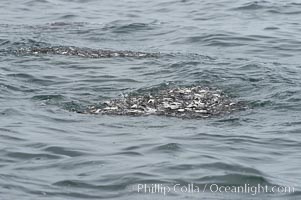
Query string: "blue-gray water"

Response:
xmin=1 ymin=0 xmax=301 ymax=199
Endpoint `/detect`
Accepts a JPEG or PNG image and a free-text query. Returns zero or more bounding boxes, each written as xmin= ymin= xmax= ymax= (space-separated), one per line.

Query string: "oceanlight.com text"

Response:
xmin=134 ymin=183 xmax=295 ymax=196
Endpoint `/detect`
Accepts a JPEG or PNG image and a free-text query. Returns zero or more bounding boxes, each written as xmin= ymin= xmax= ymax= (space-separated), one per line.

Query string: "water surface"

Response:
xmin=1 ymin=0 xmax=301 ymax=199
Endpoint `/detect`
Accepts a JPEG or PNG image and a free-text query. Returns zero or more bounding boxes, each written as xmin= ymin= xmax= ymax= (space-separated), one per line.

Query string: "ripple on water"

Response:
xmin=4 ymin=151 xmax=62 ymax=160
xmin=103 ymin=22 xmax=156 ymax=34
xmin=196 ymin=173 xmax=272 ymax=186
xmin=231 ymin=1 xmax=272 ymax=11
xmin=42 ymin=146 xmax=87 ymax=157
xmin=151 ymin=143 xmax=183 ymax=153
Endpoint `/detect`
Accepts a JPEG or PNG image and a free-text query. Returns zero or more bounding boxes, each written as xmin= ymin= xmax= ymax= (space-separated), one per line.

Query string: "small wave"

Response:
xmin=57 ymin=14 xmax=78 ymax=20
xmin=152 ymin=143 xmax=183 ymax=152
xmin=180 ymin=33 xmax=260 ymax=47
xmin=25 ymin=0 xmax=50 ymax=5
xmin=53 ymin=180 xmax=98 ymax=188
xmin=0 ymin=39 xmax=10 ymax=47
xmin=196 ymin=173 xmax=272 ymax=186
xmin=43 ymin=146 xmax=87 ymax=157
xmin=0 ymin=108 xmax=24 ymax=117
xmin=32 ymin=94 xmax=65 ymax=101
xmin=268 ymin=10 xmax=301 ymax=15
xmin=232 ymin=1 xmax=301 ymax=16
xmin=103 ymin=22 xmax=156 ymax=34
xmin=5 ymin=151 xmax=62 ymax=160
xmin=231 ymin=1 xmax=275 ymax=11
xmin=167 ymin=162 xmax=264 ymax=177
xmin=111 ymin=151 xmax=143 ymax=156
xmin=31 ymin=95 xmax=87 ymax=113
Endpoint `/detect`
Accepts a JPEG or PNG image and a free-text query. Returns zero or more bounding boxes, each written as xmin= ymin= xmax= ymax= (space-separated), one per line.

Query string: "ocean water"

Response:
xmin=1 ymin=0 xmax=301 ymax=199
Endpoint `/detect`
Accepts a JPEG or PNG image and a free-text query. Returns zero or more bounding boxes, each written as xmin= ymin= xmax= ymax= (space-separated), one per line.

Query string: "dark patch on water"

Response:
xmin=14 ymin=46 xmax=159 ymax=59
xmin=84 ymin=85 xmax=247 ymax=119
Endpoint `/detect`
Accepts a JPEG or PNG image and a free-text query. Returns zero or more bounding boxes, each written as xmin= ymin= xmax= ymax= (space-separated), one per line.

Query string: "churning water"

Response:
xmin=1 ymin=0 xmax=301 ymax=199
